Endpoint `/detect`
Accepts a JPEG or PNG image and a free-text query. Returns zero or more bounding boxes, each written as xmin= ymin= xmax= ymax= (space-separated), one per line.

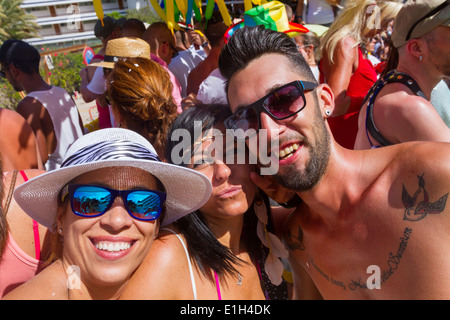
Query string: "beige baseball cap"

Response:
xmin=391 ymin=0 xmax=449 ymax=48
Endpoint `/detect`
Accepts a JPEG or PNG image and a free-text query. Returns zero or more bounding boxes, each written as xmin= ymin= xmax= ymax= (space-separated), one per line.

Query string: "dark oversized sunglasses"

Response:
xmin=61 ymin=184 xmax=166 ymax=221
xmin=224 ymin=80 xmax=317 ymax=139
xmin=406 ymin=0 xmax=449 ymax=41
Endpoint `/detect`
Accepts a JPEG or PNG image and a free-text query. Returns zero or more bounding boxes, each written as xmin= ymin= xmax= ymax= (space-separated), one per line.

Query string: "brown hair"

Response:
xmin=107 ymin=57 xmax=178 ymax=161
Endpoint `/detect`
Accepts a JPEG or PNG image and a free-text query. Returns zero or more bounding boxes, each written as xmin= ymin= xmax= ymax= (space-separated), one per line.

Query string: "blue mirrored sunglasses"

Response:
xmin=61 ymin=184 xmax=166 ymax=221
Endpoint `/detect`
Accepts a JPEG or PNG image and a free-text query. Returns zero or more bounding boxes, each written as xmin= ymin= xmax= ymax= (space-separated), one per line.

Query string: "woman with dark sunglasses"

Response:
xmin=2 ymin=128 xmax=211 ymax=300
xmin=122 ymin=104 xmax=291 ymax=300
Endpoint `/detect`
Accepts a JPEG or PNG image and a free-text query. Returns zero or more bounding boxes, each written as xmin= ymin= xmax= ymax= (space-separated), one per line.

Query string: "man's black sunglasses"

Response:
xmin=224 ymin=80 xmax=317 ymax=140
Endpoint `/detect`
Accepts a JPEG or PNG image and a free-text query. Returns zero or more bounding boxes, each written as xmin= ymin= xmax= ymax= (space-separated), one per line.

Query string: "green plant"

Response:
xmin=0 ymin=78 xmax=22 ymax=110
xmin=42 ymin=51 xmax=85 ymax=95
xmin=0 ymin=0 xmax=39 ymax=45
xmin=107 ymin=11 xmax=125 ymax=20
xmin=126 ymin=6 xmax=162 ymax=24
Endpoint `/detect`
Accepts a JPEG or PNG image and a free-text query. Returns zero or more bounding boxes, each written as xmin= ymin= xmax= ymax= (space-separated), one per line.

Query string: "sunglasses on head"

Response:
xmin=224 ymin=80 xmax=317 ymax=139
xmin=61 ymin=184 xmax=166 ymax=221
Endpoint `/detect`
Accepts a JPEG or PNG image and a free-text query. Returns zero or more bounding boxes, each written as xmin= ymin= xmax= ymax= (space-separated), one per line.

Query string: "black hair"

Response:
xmin=219 ymin=25 xmax=317 ymax=88
xmin=0 ymin=39 xmax=40 ymax=75
xmin=203 ymin=11 xmax=228 ymax=47
xmin=122 ymin=18 xmax=146 ymax=37
xmin=166 ymin=104 xmax=269 ymax=282
xmin=380 ymin=39 xmax=398 ymax=79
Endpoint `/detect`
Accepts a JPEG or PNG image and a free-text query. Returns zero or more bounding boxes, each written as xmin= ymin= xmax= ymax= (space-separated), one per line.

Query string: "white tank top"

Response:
xmin=27 ymin=86 xmax=83 ymax=171
xmin=305 ymin=0 xmax=335 ymax=25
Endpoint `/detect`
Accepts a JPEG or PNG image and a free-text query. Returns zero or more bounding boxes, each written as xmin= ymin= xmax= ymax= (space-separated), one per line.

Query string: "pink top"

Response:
xmin=0 ymin=170 xmax=42 ymax=298
xmin=0 ymin=234 xmax=43 ymax=297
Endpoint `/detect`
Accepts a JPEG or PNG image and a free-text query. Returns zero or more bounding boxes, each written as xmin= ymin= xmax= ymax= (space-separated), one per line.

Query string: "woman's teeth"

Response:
xmin=279 ymin=143 xmax=299 ymax=159
xmin=95 ymin=241 xmax=131 ymax=252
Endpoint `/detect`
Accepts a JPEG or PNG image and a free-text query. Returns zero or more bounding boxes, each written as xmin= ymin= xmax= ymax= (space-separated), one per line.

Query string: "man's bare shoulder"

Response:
xmin=390 ymin=141 xmax=450 ymax=170
xmin=0 ymin=108 xmax=25 ymax=122
xmin=16 ymin=96 xmax=43 ymax=111
xmin=373 ymin=85 xmax=450 ymax=143
xmin=374 ymin=83 xmax=431 ymax=115
xmin=0 ymin=108 xmax=30 ymax=135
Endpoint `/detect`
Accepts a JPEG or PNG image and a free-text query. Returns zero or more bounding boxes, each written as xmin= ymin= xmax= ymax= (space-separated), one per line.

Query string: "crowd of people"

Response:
xmin=0 ymin=0 xmax=449 ymax=300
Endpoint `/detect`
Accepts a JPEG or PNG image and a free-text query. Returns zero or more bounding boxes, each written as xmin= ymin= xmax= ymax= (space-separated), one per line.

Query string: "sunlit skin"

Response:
xmin=189 ymin=127 xmax=257 ymax=222
xmin=227 ymin=54 xmax=332 ymax=193
xmin=57 ymin=167 xmax=162 ymax=295
xmin=2 ymin=166 xmax=164 ymax=300
xmin=120 ymin=127 xmax=267 ymax=300
xmin=226 ymin=52 xmax=450 ymax=299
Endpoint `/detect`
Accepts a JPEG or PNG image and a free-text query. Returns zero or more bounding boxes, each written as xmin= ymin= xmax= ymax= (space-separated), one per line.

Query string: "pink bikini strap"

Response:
xmin=214 ymin=271 xmax=222 ymax=300
xmin=255 ymin=260 xmax=269 ymax=300
xmin=19 ymin=171 xmax=40 ymax=261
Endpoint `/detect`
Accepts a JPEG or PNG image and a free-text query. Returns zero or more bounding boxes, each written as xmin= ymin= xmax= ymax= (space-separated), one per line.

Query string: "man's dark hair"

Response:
xmin=204 ymin=11 xmax=228 ymax=47
xmin=0 ymin=39 xmax=40 ymax=74
xmin=219 ymin=26 xmax=316 ymax=86
xmin=122 ymin=18 xmax=146 ymax=38
xmin=205 ymin=21 xmax=228 ymax=47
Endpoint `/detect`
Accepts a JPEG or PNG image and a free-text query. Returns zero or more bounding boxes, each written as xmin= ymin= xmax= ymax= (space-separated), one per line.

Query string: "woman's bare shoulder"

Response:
xmin=2 ymin=261 xmax=67 ymax=300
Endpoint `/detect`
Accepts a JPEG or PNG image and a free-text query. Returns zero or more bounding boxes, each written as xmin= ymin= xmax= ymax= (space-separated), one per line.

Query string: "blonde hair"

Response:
xmin=320 ymin=0 xmax=402 ymax=64
xmin=107 ymin=57 xmax=178 ymax=161
xmin=378 ymin=1 xmax=403 ymax=29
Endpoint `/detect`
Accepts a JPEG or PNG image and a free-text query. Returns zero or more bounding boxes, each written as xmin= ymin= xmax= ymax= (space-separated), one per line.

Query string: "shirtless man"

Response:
xmin=355 ymin=0 xmax=450 ymax=149
xmin=0 ymin=108 xmax=41 ymax=172
xmin=219 ymin=25 xmax=450 ymax=299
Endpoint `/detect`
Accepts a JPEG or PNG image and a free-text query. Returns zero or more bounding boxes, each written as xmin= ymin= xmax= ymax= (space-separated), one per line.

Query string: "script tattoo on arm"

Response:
xmin=401 ymin=174 xmax=448 ymax=222
xmin=285 ymin=226 xmax=306 ymax=251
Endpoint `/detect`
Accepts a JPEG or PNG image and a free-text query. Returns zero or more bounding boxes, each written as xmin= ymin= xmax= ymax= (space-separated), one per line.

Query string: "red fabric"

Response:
xmin=322 ymin=48 xmax=377 ymax=149
xmin=97 ymin=100 xmax=112 ymax=129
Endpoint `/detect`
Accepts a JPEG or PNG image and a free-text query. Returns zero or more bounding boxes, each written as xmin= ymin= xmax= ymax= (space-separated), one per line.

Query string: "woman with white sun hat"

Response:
xmin=3 ymin=128 xmax=211 ymax=300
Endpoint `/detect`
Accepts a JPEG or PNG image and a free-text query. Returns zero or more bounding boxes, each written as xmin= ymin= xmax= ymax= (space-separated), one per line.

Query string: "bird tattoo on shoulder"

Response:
xmin=401 ymin=174 xmax=448 ymax=222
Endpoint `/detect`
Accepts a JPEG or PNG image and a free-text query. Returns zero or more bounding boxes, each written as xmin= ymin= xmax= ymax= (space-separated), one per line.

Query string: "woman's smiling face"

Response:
xmin=57 ymin=166 xmax=162 ymax=288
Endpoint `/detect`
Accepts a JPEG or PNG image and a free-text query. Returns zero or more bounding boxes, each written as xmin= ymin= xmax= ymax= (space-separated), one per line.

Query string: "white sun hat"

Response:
xmin=14 ymin=128 xmax=212 ymax=231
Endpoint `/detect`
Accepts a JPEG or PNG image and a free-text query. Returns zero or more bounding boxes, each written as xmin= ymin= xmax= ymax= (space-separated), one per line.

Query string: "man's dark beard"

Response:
xmin=274 ymin=95 xmax=330 ymax=192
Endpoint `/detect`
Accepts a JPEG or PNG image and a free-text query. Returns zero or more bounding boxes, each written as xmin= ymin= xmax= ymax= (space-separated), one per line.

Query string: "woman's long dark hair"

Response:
xmin=166 ymin=104 xmax=271 ymax=282
xmin=380 ymin=40 xmax=399 ymax=79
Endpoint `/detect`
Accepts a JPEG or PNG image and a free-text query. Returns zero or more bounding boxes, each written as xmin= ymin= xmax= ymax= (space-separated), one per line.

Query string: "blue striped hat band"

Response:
xmin=61 ymin=140 xmax=160 ymax=168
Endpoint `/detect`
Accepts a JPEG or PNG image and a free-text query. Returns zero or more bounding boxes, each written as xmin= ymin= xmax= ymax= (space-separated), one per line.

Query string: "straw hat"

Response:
xmin=90 ymin=37 xmax=151 ymax=69
xmin=14 ymin=128 xmax=212 ymax=231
